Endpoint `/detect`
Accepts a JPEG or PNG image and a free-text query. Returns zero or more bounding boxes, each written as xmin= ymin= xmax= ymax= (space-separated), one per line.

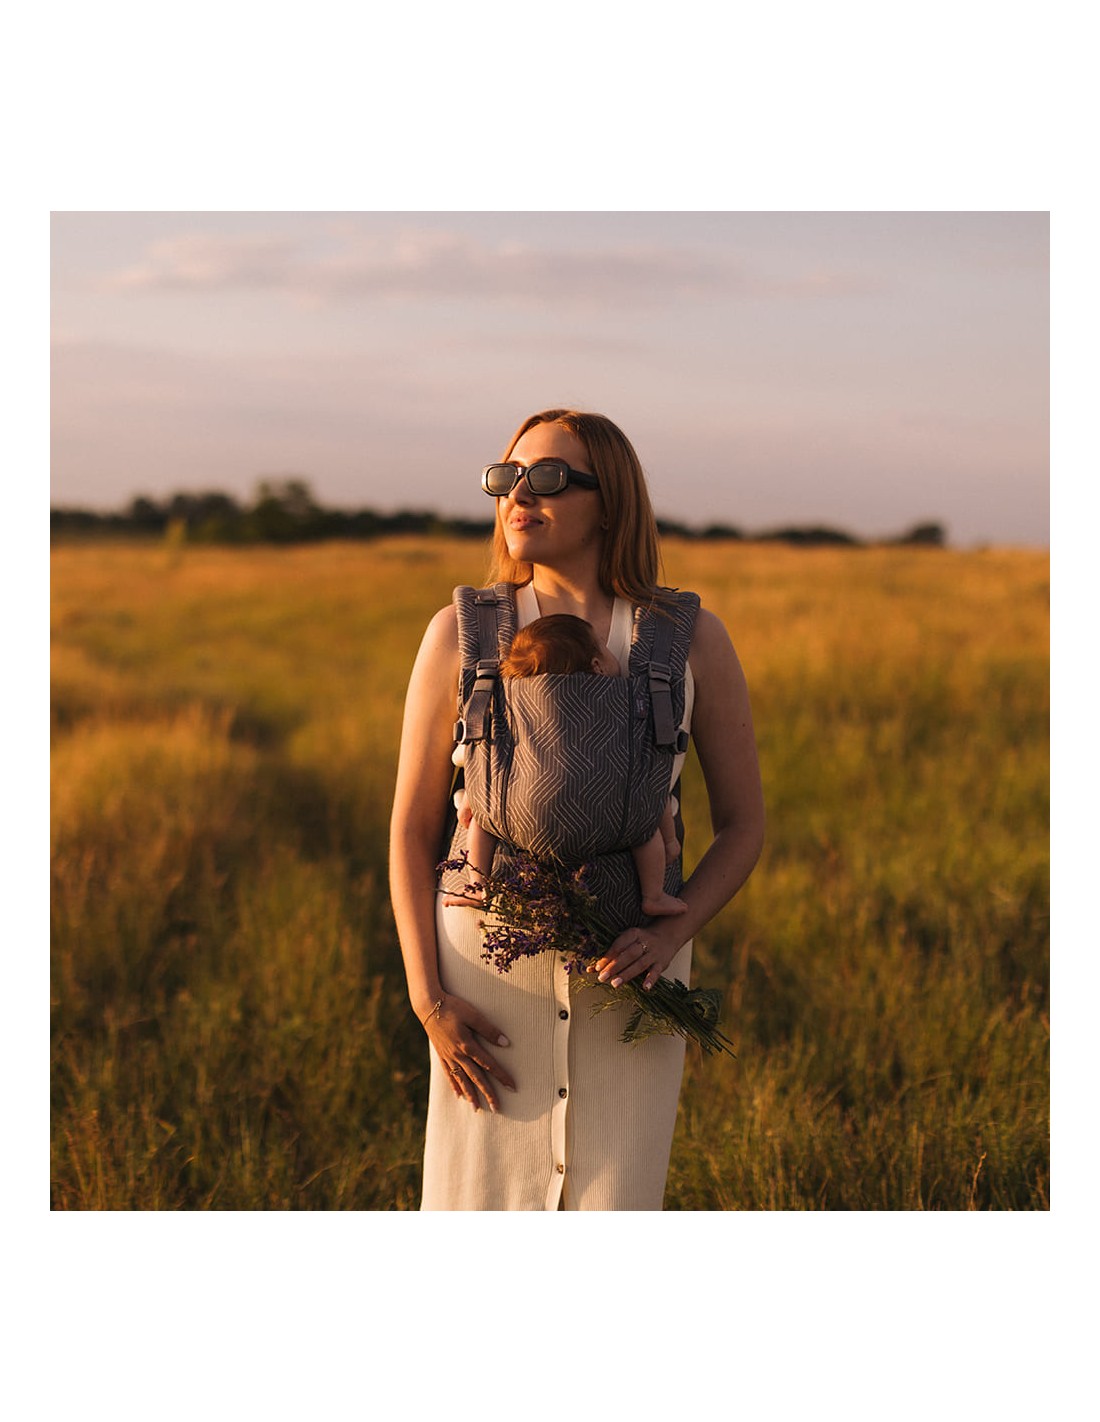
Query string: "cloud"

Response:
xmin=108 ymin=234 xmax=303 ymax=292
xmin=102 ymin=226 xmax=879 ymax=308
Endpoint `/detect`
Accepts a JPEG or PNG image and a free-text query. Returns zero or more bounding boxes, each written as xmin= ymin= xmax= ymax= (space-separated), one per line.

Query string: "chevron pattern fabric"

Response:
xmin=474 ymin=673 xmax=672 ymax=860
xmin=438 ymin=584 xmax=699 ymax=927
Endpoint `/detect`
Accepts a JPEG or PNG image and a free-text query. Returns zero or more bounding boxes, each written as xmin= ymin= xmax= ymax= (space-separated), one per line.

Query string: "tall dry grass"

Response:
xmin=50 ymin=538 xmax=1049 ymax=1208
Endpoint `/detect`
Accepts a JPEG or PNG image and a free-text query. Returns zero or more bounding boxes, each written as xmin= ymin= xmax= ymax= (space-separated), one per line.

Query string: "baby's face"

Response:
xmin=591 ymin=644 xmax=621 ymax=676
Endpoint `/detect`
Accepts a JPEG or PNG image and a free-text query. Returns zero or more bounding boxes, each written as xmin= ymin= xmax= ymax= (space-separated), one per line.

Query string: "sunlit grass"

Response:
xmin=50 ymin=537 xmax=1048 ymax=1209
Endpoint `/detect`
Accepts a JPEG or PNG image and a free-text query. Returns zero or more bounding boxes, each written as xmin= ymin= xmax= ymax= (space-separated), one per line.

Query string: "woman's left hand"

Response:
xmin=593 ymin=920 xmax=689 ymax=992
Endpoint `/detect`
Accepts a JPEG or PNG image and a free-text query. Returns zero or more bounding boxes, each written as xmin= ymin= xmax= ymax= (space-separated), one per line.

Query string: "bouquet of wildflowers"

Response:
xmin=439 ymin=851 xmax=736 ymax=1056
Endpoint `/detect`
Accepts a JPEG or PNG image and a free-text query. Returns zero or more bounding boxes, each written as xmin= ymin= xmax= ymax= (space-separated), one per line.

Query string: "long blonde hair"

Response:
xmin=486 ymin=409 xmax=665 ymax=606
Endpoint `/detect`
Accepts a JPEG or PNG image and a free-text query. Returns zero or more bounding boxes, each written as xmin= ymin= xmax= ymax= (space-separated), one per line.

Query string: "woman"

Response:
xmin=389 ymin=409 xmax=765 ymax=1210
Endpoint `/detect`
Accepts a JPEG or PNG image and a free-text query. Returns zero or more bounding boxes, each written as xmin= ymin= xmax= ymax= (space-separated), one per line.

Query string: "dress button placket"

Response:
xmin=544 ymin=956 xmax=572 ymax=1209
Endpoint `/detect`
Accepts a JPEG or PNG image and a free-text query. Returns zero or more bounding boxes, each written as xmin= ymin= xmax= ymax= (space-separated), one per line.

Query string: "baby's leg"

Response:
xmin=659 ymin=798 xmax=681 ymax=865
xmin=632 ymin=827 xmax=687 ymax=918
xmin=442 ymin=821 xmax=497 ymax=907
xmin=465 ymin=821 xmax=496 ymax=882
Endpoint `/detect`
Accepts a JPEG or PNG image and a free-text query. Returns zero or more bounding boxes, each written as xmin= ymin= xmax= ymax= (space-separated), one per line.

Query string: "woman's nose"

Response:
xmin=508 ymin=471 xmax=536 ymax=506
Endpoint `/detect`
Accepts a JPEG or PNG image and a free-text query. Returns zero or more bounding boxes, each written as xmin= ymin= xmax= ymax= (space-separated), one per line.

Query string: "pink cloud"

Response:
xmin=102 ymin=226 xmax=880 ymax=307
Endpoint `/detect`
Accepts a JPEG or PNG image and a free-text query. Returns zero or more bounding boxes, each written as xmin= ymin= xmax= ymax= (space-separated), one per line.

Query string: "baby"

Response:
xmin=444 ymin=613 xmax=688 ymax=918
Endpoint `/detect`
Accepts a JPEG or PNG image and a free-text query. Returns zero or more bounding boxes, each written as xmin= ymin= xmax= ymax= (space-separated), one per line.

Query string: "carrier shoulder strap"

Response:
xmin=630 ymin=590 xmax=701 ymax=752
xmin=452 ymin=583 xmax=518 ymax=744
xmin=453 ymin=582 xmax=699 ymax=752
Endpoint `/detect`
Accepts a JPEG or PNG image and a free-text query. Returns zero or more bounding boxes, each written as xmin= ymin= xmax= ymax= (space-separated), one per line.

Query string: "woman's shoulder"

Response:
xmin=423 ymin=602 xmax=458 ymax=642
xmin=415 ymin=604 xmax=459 ymax=667
xmin=688 ymin=604 xmax=744 ymax=680
xmin=691 ymin=604 xmax=730 ymax=641
xmin=648 ymin=587 xmax=728 ymax=639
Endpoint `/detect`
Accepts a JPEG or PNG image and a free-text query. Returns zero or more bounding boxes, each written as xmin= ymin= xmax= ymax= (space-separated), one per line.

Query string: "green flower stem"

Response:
xmin=578 ymin=973 xmax=737 ymax=1057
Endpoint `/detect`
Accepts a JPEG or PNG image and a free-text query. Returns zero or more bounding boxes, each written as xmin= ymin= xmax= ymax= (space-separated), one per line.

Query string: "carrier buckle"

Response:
xmin=648 ymin=660 xmax=676 ymax=750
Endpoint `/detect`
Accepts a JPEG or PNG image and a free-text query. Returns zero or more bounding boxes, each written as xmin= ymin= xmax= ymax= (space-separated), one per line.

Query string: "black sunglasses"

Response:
xmin=482 ymin=459 xmax=600 ymax=497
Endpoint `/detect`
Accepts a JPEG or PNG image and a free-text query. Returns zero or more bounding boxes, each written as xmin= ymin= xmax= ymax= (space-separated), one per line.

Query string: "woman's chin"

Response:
xmin=505 ymin=531 xmax=542 ymax=559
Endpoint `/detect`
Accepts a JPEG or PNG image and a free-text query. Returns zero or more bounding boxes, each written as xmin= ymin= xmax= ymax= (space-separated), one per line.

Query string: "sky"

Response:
xmin=51 ymin=211 xmax=1048 ymax=547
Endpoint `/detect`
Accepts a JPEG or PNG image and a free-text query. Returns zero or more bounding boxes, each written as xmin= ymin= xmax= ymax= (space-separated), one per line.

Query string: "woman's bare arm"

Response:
xmin=389 ymin=606 xmax=460 ymax=1018
xmin=388 ymin=605 xmax=516 ymax=1109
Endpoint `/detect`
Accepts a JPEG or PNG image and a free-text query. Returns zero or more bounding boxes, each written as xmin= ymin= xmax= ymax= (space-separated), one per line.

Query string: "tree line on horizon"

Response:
xmin=50 ymin=478 xmax=947 ymax=549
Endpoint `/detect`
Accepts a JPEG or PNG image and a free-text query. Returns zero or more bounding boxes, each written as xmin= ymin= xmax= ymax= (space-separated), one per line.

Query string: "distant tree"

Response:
xmin=194 ymin=514 xmax=244 ymax=543
xmin=444 ymin=517 xmax=495 ymax=539
xmin=757 ymin=525 xmax=862 ymax=547
xmin=701 ymin=523 xmax=744 ymax=541
xmin=167 ymin=492 xmax=200 ymax=524
xmin=254 ymin=478 xmax=318 ymax=518
xmin=248 ymin=478 xmax=324 ymax=542
xmin=341 ymin=509 xmax=383 ymax=539
xmin=196 ymin=491 xmax=241 ymax=520
xmin=893 ymin=522 xmax=947 ymax=547
xmin=385 ymin=510 xmax=435 ymax=535
xmin=127 ymin=495 xmax=165 ymax=530
xmin=51 ymin=507 xmax=105 ymax=536
xmin=188 ymin=492 xmax=245 ymax=543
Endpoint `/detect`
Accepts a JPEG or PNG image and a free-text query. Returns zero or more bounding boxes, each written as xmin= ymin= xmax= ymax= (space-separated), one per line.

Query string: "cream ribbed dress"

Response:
xmin=420 ymin=587 xmax=695 ymax=1211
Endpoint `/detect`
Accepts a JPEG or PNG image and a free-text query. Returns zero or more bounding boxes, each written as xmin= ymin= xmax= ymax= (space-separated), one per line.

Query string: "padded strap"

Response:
xmin=461 ymin=591 xmax=501 ymax=742
xmin=630 ymin=590 xmax=700 ymax=751
xmin=453 ymin=584 xmax=516 ymax=743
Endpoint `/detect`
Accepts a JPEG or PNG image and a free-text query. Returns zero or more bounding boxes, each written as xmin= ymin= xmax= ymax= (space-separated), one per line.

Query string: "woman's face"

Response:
xmin=498 ymin=423 xmax=605 ymax=570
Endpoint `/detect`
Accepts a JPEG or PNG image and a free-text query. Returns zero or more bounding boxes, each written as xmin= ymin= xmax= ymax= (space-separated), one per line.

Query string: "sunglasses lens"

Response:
xmin=525 ymin=462 xmax=566 ymax=494
xmin=483 ymin=464 xmax=517 ymax=496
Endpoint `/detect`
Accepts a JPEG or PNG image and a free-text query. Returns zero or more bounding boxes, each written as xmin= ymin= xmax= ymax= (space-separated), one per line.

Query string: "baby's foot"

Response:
xmin=641 ymin=892 xmax=688 ymax=918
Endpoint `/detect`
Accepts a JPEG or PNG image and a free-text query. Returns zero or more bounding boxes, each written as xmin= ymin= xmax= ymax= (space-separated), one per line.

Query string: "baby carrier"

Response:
xmin=438 ymin=582 xmax=700 ymax=933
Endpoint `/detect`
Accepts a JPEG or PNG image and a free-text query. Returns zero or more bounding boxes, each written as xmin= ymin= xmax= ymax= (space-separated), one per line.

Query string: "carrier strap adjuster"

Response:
xmin=649 ymin=660 xmax=678 ymax=750
xmin=462 ymin=657 xmax=500 ymax=743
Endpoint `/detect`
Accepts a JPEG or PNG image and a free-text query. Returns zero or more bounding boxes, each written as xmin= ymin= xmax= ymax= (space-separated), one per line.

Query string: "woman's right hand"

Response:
xmin=422 ymin=993 xmax=516 ymax=1113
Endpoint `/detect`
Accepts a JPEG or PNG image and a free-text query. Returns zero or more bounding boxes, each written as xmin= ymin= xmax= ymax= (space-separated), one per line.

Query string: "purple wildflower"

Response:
xmin=439 ymin=848 xmax=735 ymax=1055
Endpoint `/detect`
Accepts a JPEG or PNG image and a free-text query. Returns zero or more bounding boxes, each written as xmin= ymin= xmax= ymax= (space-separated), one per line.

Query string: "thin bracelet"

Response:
xmin=419 ymin=996 xmax=445 ymax=1027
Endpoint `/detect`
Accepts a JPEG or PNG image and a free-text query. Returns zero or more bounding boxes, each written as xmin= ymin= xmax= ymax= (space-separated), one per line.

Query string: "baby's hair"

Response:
xmin=502 ymin=614 xmax=603 ymax=678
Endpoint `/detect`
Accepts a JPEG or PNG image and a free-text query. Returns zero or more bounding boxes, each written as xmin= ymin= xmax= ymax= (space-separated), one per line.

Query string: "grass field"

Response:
xmin=50 ymin=536 xmax=1049 ymax=1209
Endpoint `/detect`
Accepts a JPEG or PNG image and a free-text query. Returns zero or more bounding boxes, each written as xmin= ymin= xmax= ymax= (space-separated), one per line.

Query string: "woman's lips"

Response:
xmin=509 ymin=516 xmax=543 ymax=530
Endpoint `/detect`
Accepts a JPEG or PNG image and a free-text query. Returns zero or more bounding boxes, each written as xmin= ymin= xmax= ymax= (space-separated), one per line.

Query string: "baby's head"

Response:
xmin=502 ymin=614 xmax=620 ymax=678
